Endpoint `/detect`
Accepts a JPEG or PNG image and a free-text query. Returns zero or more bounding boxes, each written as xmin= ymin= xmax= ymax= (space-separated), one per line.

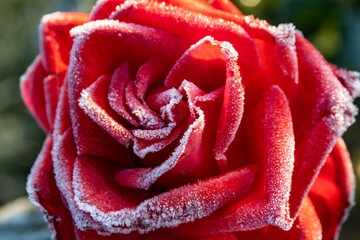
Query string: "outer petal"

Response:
xmin=43 ymin=74 xmax=61 ymax=127
xmin=209 ymin=0 xmax=243 ymax=15
xmin=90 ymin=0 xmax=125 ymax=20
xmin=26 ymin=136 xmax=76 ymax=240
xmin=40 ymin=12 xmax=88 ymax=73
xmin=289 ymin=33 xmax=359 ymax=219
xmin=234 ymin=196 xmax=322 ymax=240
xmin=74 ymin=162 xmax=256 ymax=234
xmin=20 ymin=56 xmax=50 ymax=132
xmin=309 ymin=138 xmax=355 ymax=240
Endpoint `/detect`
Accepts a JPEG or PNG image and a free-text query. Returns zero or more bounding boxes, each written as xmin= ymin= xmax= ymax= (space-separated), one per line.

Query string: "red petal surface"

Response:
xmin=108 ymin=63 xmax=140 ymax=127
xmin=309 ymin=138 xmax=355 ymax=240
xmin=90 ymin=0 xmax=125 ymax=20
xmin=40 ymin=12 xmax=88 ymax=73
xmin=73 ymin=155 xmax=152 ymax=213
xmin=118 ymin=104 xmax=205 ymax=190
xmin=158 ymin=84 xmax=223 ymax=188
xmin=331 ymin=64 xmax=360 ymax=98
xmin=134 ymin=58 xmax=171 ymax=100
xmin=79 ymin=75 xmax=133 ymax=148
xmin=20 ymin=56 xmax=50 ymax=132
xmin=209 ymin=0 xmax=243 ymax=15
xmin=43 ymin=74 xmax=60 ymax=127
xmin=165 ymin=37 xmax=227 ymax=91
xmin=27 ymin=136 xmax=76 ymax=240
xmin=241 ymin=19 xmax=299 ymax=104
xmin=125 ymin=81 xmax=165 ymax=129
xmin=289 ymin=33 xmax=357 ymax=218
xmin=234 ymin=196 xmax=322 ymax=240
xmin=75 ymin=164 xmax=256 ymax=234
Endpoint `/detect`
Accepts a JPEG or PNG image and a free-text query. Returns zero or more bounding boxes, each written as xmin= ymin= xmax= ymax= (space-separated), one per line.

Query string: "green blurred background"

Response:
xmin=0 ymin=0 xmax=359 ymax=239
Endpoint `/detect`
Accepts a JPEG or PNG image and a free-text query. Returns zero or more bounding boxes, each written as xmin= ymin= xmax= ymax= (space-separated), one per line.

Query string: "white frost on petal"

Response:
xmin=132 ymin=88 xmax=183 ymax=159
xmin=72 ymin=163 xmax=253 ymax=235
xmin=159 ymin=88 xmax=183 ymax=122
xmin=78 ymin=88 xmax=132 ymax=147
xmin=136 ymin=107 xmax=204 ymax=189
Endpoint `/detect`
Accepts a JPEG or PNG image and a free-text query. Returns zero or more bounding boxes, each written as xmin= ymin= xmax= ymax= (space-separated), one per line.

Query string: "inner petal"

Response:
xmin=134 ymin=57 xmax=172 ymax=100
xmin=108 ymin=63 xmax=140 ymax=127
xmin=125 ymin=81 xmax=165 ymax=129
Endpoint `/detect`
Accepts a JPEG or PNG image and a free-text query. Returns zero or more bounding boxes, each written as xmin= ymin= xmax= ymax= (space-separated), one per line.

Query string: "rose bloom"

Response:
xmin=21 ymin=0 xmax=360 ymax=239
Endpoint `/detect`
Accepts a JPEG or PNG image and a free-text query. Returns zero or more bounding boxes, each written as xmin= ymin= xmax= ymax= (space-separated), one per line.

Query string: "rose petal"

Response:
xmin=27 ymin=136 xmax=76 ymax=240
xmin=20 ymin=55 xmax=50 ymax=132
xmin=73 ymin=155 xmax=152 ymax=213
xmin=111 ymin=0 xmax=259 ymax=76
xmin=108 ymin=62 xmax=140 ymax=127
xmin=160 ymin=0 xmax=240 ymax=18
xmin=209 ymin=0 xmax=243 ymax=15
xmin=157 ymin=81 xmax=223 ymax=188
xmin=164 ymin=36 xmax=245 ymax=172
xmin=242 ymin=18 xmax=299 ymax=90
xmin=331 ymin=64 xmax=360 ymax=98
xmin=210 ymin=38 xmax=244 ymax=172
xmin=40 ymin=12 xmax=88 ymax=73
xmin=90 ymin=0 xmax=125 ymax=20
xmin=74 ymin=164 xmax=256 ymax=233
xmin=165 ymin=36 xmax=227 ymax=91
xmin=189 ymin=233 xmax=238 ymax=240
xmin=43 ymin=74 xmax=60 ymax=127
xmin=289 ymin=33 xmax=358 ymax=219
xmin=125 ymin=81 xmax=165 ymax=129
xmin=52 ymin=129 xmax=110 ymax=234
xmin=132 ymin=121 xmax=187 ymax=160
xmin=78 ymin=75 xmax=133 ymax=148
xmin=117 ymin=105 xmax=205 ymax=190
xmin=134 ymin=57 xmax=172 ymax=100
xmin=233 ymin=196 xmax=322 ymax=240
xmin=308 ymin=138 xmax=355 ymax=240
xmin=52 ymin=78 xmax=72 ymax=139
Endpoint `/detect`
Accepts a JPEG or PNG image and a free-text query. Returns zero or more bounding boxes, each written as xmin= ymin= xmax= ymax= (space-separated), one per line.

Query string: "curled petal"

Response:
xmin=108 ymin=63 xmax=140 ymax=127
xmin=232 ymin=196 xmax=322 ymax=240
xmin=79 ymin=75 xmax=133 ymax=148
xmin=331 ymin=64 xmax=360 ymax=98
xmin=165 ymin=36 xmax=244 ymax=171
xmin=289 ymin=33 xmax=358 ymax=219
xmin=125 ymin=81 xmax=165 ymax=129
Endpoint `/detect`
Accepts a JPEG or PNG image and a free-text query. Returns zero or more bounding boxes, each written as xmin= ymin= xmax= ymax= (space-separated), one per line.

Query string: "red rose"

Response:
xmin=21 ymin=0 xmax=360 ymax=239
